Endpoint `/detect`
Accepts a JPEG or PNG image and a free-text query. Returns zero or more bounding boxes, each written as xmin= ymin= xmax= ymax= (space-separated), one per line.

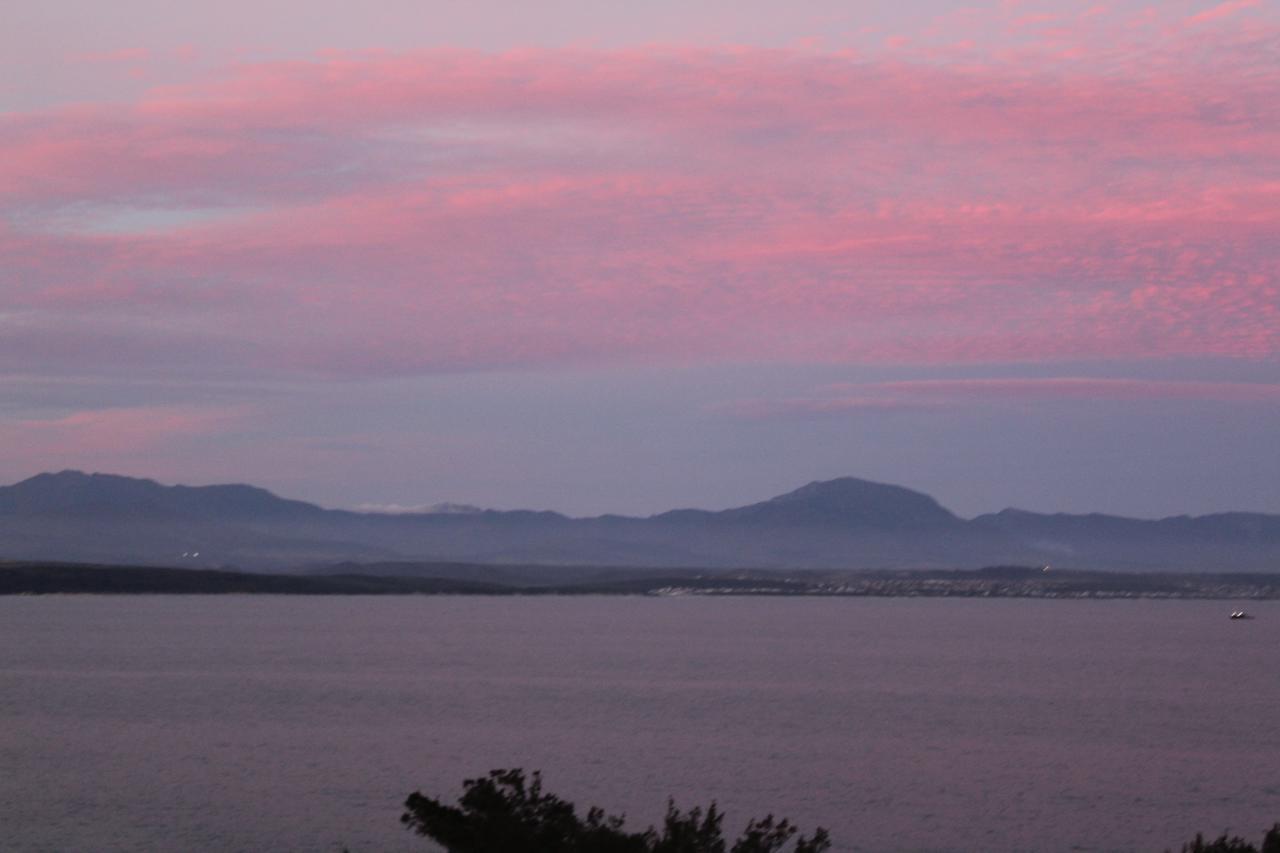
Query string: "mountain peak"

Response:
xmin=6 ymin=470 xmax=164 ymax=508
xmin=22 ymin=469 xmax=137 ymax=485
xmin=1 ymin=471 xmax=324 ymax=521
xmin=721 ymin=476 xmax=961 ymax=528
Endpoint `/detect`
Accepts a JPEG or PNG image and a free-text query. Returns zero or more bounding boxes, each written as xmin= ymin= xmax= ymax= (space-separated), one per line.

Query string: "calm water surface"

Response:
xmin=2 ymin=596 xmax=1278 ymax=852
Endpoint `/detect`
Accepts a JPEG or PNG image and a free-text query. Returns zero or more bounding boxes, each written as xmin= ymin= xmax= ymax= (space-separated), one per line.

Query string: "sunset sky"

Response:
xmin=3 ymin=0 xmax=1277 ymax=517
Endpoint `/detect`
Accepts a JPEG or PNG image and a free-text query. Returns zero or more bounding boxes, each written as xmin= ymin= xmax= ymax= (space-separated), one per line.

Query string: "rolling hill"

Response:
xmin=1 ymin=470 xmax=1277 ymax=572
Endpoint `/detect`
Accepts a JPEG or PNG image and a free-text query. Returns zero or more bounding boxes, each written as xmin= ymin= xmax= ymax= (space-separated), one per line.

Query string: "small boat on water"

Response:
xmin=1230 ymin=610 xmax=1254 ymax=620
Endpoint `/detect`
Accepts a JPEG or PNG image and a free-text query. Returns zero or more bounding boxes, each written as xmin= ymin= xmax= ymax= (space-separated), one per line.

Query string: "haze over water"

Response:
xmin=3 ymin=596 xmax=1278 ymax=852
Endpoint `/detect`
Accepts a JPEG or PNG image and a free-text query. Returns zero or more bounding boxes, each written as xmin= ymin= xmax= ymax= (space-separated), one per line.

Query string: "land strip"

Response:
xmin=3 ymin=561 xmax=1279 ymax=600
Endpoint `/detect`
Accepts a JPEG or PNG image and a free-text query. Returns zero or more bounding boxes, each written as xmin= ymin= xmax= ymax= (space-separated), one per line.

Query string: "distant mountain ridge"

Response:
xmin=0 ymin=470 xmax=326 ymax=521
xmin=1 ymin=470 xmax=1278 ymax=573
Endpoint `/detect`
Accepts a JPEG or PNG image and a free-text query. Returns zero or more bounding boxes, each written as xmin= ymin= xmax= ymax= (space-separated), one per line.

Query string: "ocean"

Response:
xmin=2 ymin=595 xmax=1277 ymax=852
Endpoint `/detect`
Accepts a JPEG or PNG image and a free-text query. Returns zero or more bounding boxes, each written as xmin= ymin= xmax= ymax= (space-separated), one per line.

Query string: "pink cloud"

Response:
xmin=716 ymin=378 xmax=1280 ymax=420
xmin=867 ymin=378 xmax=1280 ymax=402
xmin=0 ymin=405 xmax=249 ymax=460
xmin=2 ymin=12 xmax=1278 ymax=380
xmin=1187 ymin=0 xmax=1262 ymax=26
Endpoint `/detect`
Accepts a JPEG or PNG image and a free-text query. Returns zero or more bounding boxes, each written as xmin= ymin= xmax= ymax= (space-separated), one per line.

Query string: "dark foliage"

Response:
xmin=1175 ymin=824 xmax=1280 ymax=853
xmin=402 ymin=769 xmax=831 ymax=853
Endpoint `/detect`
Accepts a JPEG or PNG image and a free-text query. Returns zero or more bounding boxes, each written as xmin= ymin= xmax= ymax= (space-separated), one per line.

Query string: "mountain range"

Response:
xmin=2 ymin=470 xmax=1278 ymax=573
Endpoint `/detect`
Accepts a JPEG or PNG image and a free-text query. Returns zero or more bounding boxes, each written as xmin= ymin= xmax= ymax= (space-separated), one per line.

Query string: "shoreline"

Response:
xmin=3 ymin=560 xmax=1279 ymax=600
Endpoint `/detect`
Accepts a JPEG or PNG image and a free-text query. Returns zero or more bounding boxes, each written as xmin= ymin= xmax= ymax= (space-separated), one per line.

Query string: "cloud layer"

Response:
xmin=3 ymin=3 xmax=1276 ymax=387
xmin=714 ymin=377 xmax=1280 ymax=419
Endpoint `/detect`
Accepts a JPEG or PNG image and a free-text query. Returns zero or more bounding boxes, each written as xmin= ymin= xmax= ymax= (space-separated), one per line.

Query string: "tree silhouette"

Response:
xmin=403 ymin=769 xmax=831 ymax=853
xmin=406 ymin=771 xmax=1280 ymax=853
xmin=1174 ymin=824 xmax=1280 ymax=853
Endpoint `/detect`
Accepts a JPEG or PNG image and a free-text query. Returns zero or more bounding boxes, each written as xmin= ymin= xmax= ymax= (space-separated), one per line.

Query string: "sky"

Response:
xmin=2 ymin=0 xmax=1278 ymax=519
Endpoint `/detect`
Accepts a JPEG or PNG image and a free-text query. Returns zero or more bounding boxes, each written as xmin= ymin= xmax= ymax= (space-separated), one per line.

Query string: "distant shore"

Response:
xmin=2 ymin=560 xmax=1278 ymax=600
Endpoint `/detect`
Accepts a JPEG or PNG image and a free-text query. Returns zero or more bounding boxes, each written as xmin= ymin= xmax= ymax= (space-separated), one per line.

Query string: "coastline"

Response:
xmin=4 ymin=560 xmax=1279 ymax=600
